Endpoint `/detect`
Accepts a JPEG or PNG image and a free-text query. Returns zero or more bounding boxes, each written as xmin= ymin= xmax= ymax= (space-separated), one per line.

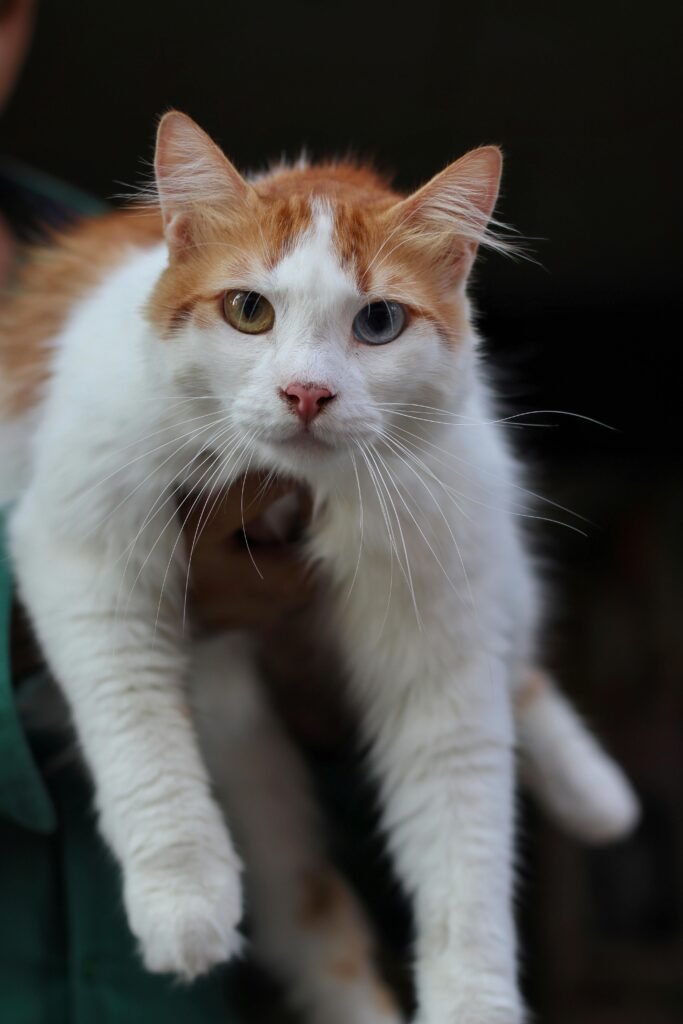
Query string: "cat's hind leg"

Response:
xmin=192 ymin=633 xmax=403 ymax=1024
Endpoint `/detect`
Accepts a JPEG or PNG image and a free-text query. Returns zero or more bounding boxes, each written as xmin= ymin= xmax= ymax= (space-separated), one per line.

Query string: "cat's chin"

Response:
xmin=257 ymin=431 xmax=350 ymax=479
xmin=269 ymin=432 xmax=336 ymax=454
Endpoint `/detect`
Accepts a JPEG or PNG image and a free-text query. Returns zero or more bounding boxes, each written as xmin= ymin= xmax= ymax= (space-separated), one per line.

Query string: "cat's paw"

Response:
xmin=124 ymin=847 xmax=243 ymax=981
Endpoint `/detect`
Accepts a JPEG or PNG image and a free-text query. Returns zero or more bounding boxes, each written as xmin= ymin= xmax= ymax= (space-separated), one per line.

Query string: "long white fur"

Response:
xmin=0 ymin=156 xmax=638 ymax=1023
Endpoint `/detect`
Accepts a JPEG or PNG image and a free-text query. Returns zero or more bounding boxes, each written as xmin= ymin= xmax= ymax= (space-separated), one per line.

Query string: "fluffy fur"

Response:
xmin=0 ymin=112 xmax=638 ymax=1023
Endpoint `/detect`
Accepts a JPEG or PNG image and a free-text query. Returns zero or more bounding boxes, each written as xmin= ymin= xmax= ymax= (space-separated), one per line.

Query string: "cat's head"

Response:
xmin=147 ymin=112 xmax=504 ymax=484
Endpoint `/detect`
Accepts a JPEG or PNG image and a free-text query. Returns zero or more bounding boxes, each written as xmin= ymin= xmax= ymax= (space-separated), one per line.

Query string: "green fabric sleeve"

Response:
xmin=0 ymin=508 xmax=55 ymax=831
xmin=0 ymin=741 xmax=236 ymax=1023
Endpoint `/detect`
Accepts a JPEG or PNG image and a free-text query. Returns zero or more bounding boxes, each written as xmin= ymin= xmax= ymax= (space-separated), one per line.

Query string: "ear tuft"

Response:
xmin=154 ymin=111 xmax=251 ymax=250
xmin=447 ymin=145 xmax=503 ymax=230
xmin=391 ymin=145 xmax=509 ymax=266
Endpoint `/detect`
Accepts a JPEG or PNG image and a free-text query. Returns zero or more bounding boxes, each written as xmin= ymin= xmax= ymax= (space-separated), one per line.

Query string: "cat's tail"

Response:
xmin=514 ymin=669 xmax=640 ymax=844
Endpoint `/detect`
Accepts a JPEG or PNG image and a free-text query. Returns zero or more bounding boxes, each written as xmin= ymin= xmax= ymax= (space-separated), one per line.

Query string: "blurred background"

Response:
xmin=2 ymin=1 xmax=682 ymax=1021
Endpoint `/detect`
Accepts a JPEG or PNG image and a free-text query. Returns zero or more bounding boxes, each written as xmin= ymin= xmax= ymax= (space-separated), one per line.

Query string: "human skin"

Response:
xmin=0 ymin=0 xmax=34 ymax=113
xmin=0 ymin=1 xmax=35 ymax=286
xmin=185 ymin=475 xmax=315 ymax=631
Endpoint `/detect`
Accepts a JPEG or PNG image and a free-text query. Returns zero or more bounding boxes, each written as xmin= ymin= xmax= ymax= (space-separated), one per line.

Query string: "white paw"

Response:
xmin=124 ymin=846 xmax=243 ymax=981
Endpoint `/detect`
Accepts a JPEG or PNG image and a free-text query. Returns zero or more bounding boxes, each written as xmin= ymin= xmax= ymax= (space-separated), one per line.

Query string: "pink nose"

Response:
xmin=282 ymin=383 xmax=336 ymax=425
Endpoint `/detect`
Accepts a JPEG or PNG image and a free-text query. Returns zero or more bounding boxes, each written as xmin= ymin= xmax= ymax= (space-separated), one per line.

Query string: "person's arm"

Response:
xmin=186 ymin=476 xmax=315 ymax=631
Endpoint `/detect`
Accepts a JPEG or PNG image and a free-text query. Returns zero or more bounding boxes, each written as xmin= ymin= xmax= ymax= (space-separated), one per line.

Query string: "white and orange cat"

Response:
xmin=0 ymin=112 xmax=638 ymax=1023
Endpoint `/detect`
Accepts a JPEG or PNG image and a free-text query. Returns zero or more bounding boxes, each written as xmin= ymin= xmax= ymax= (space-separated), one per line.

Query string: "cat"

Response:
xmin=0 ymin=111 xmax=639 ymax=1024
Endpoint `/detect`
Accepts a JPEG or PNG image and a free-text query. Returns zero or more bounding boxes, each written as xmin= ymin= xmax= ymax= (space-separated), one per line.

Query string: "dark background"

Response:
xmin=4 ymin=1 xmax=681 ymax=461
xmin=3 ymin=2 xmax=682 ymax=1021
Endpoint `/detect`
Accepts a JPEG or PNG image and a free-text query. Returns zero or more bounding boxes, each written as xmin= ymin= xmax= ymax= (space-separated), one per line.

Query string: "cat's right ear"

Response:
xmin=154 ymin=111 xmax=252 ymax=253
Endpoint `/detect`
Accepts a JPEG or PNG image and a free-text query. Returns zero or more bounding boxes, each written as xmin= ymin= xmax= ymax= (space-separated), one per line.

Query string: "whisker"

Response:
xmin=387 ymin=426 xmax=587 ymax=537
xmin=102 ymin=405 xmax=225 ymax=460
xmin=372 ymin=442 xmax=464 ymax=605
xmin=377 ymin=402 xmax=617 ymax=432
xmin=354 ymin=441 xmax=395 ymax=634
xmin=118 ymin=421 xmax=239 ymax=620
xmin=181 ymin=431 xmax=257 ymax=625
xmin=361 ymin=440 xmax=421 ymax=628
xmin=385 ymin=424 xmax=537 ymax=521
xmin=343 ymin=448 xmax=364 ymax=607
xmin=154 ymin=442 xmax=237 ymax=630
xmin=379 ymin=429 xmax=472 ymax=524
xmin=240 ymin=432 xmax=266 ymax=581
xmin=250 ymin=467 xmax=279 ymax=508
xmin=178 ymin=430 xmax=252 ymax=627
xmin=389 ymin=422 xmax=592 ymax=529
xmin=375 ymin=434 xmax=503 ymax=697
xmin=84 ymin=411 xmax=234 ymax=536
xmin=114 ymin=422 xmax=239 ymax=570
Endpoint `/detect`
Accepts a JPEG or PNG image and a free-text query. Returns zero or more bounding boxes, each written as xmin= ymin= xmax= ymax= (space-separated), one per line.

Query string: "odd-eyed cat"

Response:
xmin=0 ymin=112 xmax=638 ymax=1024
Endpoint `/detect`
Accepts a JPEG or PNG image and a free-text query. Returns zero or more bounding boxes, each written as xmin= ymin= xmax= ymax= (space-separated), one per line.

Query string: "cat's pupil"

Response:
xmin=353 ymin=300 xmax=406 ymax=344
xmin=366 ymin=303 xmax=391 ymax=332
xmin=243 ymin=293 xmax=260 ymax=319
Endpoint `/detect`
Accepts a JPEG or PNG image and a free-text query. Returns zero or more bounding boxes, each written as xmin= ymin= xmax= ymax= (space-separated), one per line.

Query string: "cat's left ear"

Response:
xmin=154 ymin=110 xmax=254 ymax=253
xmin=388 ymin=146 xmax=503 ymax=277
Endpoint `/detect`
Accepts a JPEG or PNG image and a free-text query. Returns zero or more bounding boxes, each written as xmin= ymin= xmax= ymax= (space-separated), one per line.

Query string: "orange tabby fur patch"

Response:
xmin=1 ymin=162 xmax=471 ymax=416
xmin=0 ymin=210 xmax=162 ymax=415
xmin=148 ymin=162 xmax=469 ymax=345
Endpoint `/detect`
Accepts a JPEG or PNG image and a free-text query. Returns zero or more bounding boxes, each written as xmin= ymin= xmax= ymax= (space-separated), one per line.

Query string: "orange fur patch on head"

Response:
xmin=332 ymin=195 xmax=472 ymax=345
xmin=147 ymin=163 xmax=397 ymax=339
xmin=147 ymin=155 xmax=475 ymax=347
xmin=0 ymin=210 xmax=162 ymax=415
xmin=146 ymin=188 xmax=315 ymax=337
xmin=1 ymin=117 xmax=500 ymax=419
xmin=254 ymin=162 xmax=395 ymax=207
xmin=329 ymin=147 xmax=501 ymax=344
xmin=148 ymin=114 xmax=499 ymax=346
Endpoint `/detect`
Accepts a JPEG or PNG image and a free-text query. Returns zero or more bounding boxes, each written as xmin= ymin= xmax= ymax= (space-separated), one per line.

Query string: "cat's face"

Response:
xmin=147 ymin=113 xmax=502 ymax=484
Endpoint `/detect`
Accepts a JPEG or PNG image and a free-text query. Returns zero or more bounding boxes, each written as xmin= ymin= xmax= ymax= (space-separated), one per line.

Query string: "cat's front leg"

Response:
xmin=361 ymin=652 xmax=522 ymax=1024
xmin=9 ymin=498 xmax=242 ymax=980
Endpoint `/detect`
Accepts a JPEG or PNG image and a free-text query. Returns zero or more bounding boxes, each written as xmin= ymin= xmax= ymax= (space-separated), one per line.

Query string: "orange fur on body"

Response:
xmin=0 ymin=210 xmax=162 ymax=415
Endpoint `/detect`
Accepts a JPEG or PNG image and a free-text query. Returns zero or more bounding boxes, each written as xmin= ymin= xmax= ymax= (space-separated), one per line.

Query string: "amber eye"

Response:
xmin=223 ymin=290 xmax=275 ymax=334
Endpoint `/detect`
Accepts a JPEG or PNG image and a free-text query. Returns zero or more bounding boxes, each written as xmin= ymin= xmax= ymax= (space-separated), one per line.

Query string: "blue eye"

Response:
xmin=352 ymin=301 xmax=406 ymax=345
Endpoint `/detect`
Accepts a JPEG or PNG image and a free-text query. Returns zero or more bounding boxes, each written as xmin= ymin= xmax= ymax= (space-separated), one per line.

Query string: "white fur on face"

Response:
xmin=167 ymin=203 xmax=460 ymax=485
